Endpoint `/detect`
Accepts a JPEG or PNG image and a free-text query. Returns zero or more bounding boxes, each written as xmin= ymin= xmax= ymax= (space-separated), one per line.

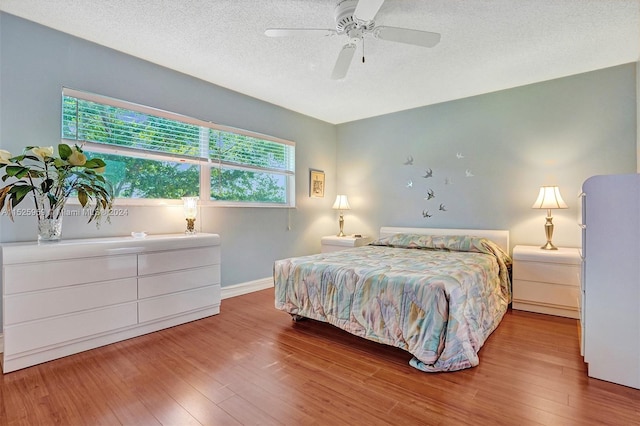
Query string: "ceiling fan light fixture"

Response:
xmin=334 ymin=0 xmax=358 ymax=32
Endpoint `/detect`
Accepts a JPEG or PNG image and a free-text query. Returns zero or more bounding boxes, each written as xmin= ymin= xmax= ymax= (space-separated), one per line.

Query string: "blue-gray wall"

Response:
xmin=336 ymin=63 xmax=637 ymax=250
xmin=1 ymin=11 xmax=637 ymax=280
xmin=0 ymin=13 xmax=339 ymax=288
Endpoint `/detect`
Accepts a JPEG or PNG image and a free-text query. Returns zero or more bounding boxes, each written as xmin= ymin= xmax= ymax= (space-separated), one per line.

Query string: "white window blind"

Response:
xmin=61 ymin=88 xmax=295 ymax=205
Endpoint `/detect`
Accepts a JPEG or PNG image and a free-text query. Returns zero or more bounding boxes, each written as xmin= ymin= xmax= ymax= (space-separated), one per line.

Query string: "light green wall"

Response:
xmin=0 ymin=13 xmax=338 ymax=287
xmin=1 ymin=12 xmax=637 ymax=271
xmin=336 ymin=63 xmax=637 ymax=250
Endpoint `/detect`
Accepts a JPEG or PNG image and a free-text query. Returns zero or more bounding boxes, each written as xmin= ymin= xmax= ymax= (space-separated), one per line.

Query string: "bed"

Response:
xmin=274 ymin=227 xmax=512 ymax=372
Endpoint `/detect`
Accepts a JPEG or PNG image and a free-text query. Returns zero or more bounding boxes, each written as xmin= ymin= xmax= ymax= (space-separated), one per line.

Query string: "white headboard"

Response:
xmin=379 ymin=227 xmax=510 ymax=253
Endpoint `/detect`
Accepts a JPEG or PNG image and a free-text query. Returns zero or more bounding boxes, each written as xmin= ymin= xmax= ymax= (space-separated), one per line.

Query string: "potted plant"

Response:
xmin=0 ymin=143 xmax=113 ymax=241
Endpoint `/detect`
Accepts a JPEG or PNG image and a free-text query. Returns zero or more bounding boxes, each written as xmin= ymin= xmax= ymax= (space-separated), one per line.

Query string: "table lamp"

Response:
xmin=332 ymin=195 xmax=351 ymax=237
xmin=532 ymin=186 xmax=568 ymax=250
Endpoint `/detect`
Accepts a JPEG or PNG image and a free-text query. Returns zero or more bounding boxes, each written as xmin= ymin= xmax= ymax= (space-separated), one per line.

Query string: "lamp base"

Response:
xmin=540 ymin=241 xmax=558 ymax=250
xmin=337 ymin=212 xmax=345 ymax=237
xmin=540 ymin=210 xmax=558 ymax=250
xmin=185 ymin=218 xmax=196 ymax=234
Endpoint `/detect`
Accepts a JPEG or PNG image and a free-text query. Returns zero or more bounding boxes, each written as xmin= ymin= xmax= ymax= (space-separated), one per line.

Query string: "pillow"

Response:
xmin=370 ymin=233 xmax=510 ymax=261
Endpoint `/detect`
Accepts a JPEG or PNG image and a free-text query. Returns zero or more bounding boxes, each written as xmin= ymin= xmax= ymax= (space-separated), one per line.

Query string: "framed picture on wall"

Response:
xmin=309 ymin=169 xmax=325 ymax=198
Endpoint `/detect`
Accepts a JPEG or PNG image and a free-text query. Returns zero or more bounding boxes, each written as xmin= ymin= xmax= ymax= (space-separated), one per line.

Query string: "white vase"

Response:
xmin=37 ymin=217 xmax=63 ymax=242
xmin=35 ymin=190 xmax=66 ymax=242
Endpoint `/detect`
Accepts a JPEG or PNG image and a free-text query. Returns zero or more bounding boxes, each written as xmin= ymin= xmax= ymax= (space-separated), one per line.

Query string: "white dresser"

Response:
xmin=512 ymin=245 xmax=581 ymax=319
xmin=1 ymin=233 xmax=220 ymax=373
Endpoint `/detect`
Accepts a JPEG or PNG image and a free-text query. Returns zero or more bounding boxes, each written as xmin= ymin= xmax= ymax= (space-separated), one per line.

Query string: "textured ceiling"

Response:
xmin=1 ymin=0 xmax=639 ymax=124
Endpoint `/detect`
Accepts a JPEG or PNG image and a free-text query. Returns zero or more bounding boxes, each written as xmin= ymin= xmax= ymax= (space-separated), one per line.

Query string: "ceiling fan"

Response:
xmin=265 ymin=0 xmax=441 ymax=79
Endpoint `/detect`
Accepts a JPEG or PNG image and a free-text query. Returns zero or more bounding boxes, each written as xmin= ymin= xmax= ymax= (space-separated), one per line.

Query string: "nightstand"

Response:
xmin=512 ymin=245 xmax=581 ymax=319
xmin=321 ymin=235 xmax=373 ymax=253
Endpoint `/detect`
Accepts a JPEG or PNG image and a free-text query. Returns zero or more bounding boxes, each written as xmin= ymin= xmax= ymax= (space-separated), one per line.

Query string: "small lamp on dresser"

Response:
xmin=332 ymin=194 xmax=351 ymax=237
xmin=531 ymin=186 xmax=568 ymax=250
xmin=182 ymin=196 xmax=198 ymax=234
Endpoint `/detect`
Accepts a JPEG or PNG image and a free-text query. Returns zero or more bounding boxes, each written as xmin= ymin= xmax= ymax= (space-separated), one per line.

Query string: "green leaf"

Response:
xmin=5 ymin=165 xmax=29 ymax=178
xmin=9 ymin=185 xmax=32 ymax=207
xmin=87 ymin=207 xmax=97 ymax=223
xmin=41 ymin=178 xmax=53 ymax=193
xmin=58 ymin=144 xmax=72 ymax=160
xmin=78 ymin=190 xmax=88 ymax=207
xmin=92 ymin=158 xmax=106 ymax=168
xmin=94 ymin=174 xmax=106 ymax=183
xmin=83 ymin=158 xmax=105 ymax=169
xmin=47 ymin=192 xmax=58 ymax=206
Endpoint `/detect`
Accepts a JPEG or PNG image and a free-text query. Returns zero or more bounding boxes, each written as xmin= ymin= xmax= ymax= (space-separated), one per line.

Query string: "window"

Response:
xmin=61 ymin=88 xmax=295 ymax=206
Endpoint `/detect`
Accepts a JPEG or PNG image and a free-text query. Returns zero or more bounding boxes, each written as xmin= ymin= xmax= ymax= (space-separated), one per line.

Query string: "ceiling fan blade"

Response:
xmin=353 ymin=0 xmax=385 ymax=22
xmin=374 ymin=26 xmax=441 ymax=47
xmin=331 ymin=43 xmax=357 ymax=80
xmin=264 ymin=28 xmax=337 ymax=37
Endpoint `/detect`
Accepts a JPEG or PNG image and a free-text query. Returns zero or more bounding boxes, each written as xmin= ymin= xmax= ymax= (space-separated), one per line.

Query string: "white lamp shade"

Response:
xmin=182 ymin=196 xmax=199 ymax=219
xmin=532 ymin=186 xmax=568 ymax=209
xmin=332 ymin=195 xmax=351 ymax=210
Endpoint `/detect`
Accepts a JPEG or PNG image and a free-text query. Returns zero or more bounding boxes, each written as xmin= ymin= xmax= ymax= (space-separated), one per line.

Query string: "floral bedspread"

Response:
xmin=274 ymin=234 xmax=512 ymax=372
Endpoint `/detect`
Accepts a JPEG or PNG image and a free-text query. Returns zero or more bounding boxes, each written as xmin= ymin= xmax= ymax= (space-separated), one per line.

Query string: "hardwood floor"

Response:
xmin=1 ymin=288 xmax=638 ymax=425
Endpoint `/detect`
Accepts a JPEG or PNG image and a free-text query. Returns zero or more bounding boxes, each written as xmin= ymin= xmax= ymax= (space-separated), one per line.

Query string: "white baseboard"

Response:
xmin=221 ymin=277 xmax=274 ymax=300
xmin=0 ymin=279 xmax=274 ymax=355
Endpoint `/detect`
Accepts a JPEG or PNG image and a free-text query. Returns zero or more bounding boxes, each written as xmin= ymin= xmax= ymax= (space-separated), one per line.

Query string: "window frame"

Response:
xmin=61 ymin=87 xmax=296 ymax=208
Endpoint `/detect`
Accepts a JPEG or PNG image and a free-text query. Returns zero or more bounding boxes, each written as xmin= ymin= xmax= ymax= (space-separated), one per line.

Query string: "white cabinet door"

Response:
xmin=138 ymin=246 xmax=220 ymax=275
xmin=138 ymin=265 xmax=220 ymax=298
xmin=4 ymin=278 xmax=137 ymax=324
xmin=583 ymin=174 xmax=640 ymax=389
xmin=4 ymin=303 xmax=138 ymax=355
xmin=3 ymin=255 xmax=137 ymax=294
xmin=138 ymin=286 xmax=221 ymax=323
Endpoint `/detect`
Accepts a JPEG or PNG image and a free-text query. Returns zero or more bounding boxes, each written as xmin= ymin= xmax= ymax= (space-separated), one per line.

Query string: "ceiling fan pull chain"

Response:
xmin=362 ymin=37 xmax=366 ymax=63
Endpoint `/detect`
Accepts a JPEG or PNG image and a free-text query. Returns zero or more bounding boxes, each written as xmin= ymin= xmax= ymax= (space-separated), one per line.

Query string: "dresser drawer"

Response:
xmin=138 ymin=265 xmax=220 ymax=298
xmin=138 ymin=246 xmax=220 ymax=275
xmin=3 ymin=303 xmax=138 ymax=355
xmin=513 ymin=261 xmax=580 ymax=286
xmin=138 ymin=285 xmax=221 ymax=323
xmin=513 ymin=279 xmax=580 ymax=309
xmin=4 ymin=278 xmax=137 ymax=325
xmin=3 ymin=254 xmax=137 ymax=294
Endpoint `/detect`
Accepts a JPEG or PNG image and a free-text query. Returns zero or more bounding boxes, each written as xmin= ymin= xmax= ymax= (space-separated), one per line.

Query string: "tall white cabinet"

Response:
xmin=2 ymin=233 xmax=221 ymax=373
xmin=581 ymin=174 xmax=640 ymax=389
